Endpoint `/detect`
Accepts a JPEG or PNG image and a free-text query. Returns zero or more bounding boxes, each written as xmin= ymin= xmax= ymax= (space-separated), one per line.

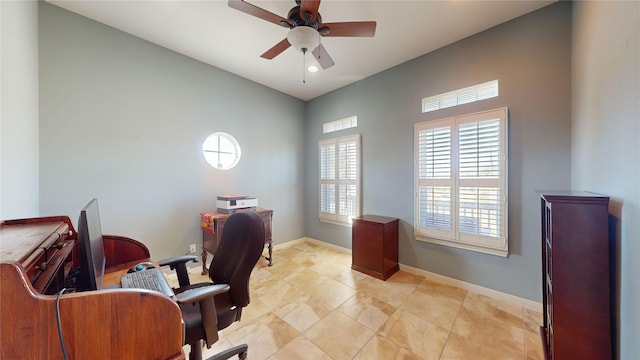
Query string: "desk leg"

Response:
xmin=266 ymin=243 xmax=273 ymax=266
xmin=201 ymin=247 xmax=208 ymax=275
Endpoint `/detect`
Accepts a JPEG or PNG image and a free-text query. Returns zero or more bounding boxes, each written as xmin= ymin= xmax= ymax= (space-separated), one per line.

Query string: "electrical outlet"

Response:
xmin=189 ymin=244 xmax=197 ymax=253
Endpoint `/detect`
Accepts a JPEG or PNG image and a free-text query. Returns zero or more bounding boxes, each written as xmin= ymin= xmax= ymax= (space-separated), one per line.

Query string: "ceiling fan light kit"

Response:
xmin=287 ymin=26 xmax=320 ymax=53
xmin=228 ymin=0 xmax=376 ymax=72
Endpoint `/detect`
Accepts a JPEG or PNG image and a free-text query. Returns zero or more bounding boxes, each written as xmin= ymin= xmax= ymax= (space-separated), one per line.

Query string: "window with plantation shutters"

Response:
xmin=415 ymin=107 xmax=508 ymax=256
xmin=319 ymin=134 xmax=361 ymax=225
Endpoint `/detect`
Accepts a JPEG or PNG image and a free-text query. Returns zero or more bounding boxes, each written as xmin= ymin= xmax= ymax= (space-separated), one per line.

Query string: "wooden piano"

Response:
xmin=0 ymin=216 xmax=185 ymax=359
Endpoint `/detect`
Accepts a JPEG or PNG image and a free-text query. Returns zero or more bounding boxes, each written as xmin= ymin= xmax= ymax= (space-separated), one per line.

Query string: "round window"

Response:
xmin=202 ymin=132 xmax=241 ymax=170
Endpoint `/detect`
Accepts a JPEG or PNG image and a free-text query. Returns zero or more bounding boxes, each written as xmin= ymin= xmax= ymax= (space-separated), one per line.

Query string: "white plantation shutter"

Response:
xmin=415 ymin=108 xmax=508 ymax=256
xmin=319 ymin=135 xmax=361 ymax=225
xmin=422 ymin=80 xmax=499 ymax=113
xmin=320 ymin=143 xmax=336 ymax=214
xmin=458 ymin=118 xmax=502 ymax=239
xmin=417 ymin=122 xmax=454 ymax=239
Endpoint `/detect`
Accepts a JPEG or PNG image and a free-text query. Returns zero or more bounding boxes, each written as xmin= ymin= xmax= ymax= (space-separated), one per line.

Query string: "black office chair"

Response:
xmin=159 ymin=211 xmax=265 ymax=360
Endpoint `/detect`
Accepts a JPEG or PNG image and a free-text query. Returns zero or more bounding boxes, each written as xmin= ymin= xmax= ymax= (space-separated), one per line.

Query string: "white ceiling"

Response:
xmin=46 ymin=0 xmax=554 ymax=101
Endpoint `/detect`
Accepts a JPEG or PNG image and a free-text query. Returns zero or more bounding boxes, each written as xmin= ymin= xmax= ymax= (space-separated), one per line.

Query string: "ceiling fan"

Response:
xmin=228 ymin=0 xmax=376 ymax=70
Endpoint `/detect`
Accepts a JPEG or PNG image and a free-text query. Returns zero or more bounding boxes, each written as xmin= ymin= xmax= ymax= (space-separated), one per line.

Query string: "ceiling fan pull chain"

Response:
xmin=302 ymin=48 xmax=307 ymax=84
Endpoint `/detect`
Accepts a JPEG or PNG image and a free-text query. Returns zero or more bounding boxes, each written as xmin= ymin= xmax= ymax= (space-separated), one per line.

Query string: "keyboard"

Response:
xmin=120 ymin=268 xmax=174 ymax=297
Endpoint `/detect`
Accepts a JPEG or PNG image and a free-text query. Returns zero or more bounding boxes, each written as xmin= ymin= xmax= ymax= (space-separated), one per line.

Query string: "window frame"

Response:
xmin=202 ymin=132 xmax=241 ymax=170
xmin=414 ymin=107 xmax=508 ymax=256
xmin=319 ymin=134 xmax=361 ymax=226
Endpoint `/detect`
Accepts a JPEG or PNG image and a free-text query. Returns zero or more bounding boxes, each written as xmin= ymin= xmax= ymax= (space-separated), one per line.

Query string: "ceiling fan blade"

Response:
xmin=300 ymin=0 xmax=321 ymax=24
xmin=320 ymin=21 xmax=377 ymax=37
xmin=228 ymin=0 xmax=291 ymax=27
xmin=312 ymin=44 xmax=335 ymax=69
xmin=260 ymin=38 xmax=291 ymax=59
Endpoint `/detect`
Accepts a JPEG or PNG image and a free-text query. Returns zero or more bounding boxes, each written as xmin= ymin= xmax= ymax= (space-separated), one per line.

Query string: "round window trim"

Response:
xmin=202 ymin=132 xmax=241 ymax=170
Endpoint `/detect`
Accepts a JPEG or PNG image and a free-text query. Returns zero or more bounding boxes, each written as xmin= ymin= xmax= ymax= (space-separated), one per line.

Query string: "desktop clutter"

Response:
xmin=128 ymin=261 xmax=156 ymax=273
xmin=216 ymin=194 xmax=258 ymax=213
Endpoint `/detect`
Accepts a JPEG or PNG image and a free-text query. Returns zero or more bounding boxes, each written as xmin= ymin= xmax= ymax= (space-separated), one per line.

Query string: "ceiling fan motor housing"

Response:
xmin=288 ymin=6 xmax=322 ymax=28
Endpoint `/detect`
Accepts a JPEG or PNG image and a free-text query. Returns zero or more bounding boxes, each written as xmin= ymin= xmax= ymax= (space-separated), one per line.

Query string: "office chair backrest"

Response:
xmin=209 ymin=211 xmax=264 ymax=311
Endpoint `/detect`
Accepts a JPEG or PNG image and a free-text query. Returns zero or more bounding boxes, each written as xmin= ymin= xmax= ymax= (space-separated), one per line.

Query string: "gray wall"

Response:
xmin=571 ymin=2 xmax=639 ymax=358
xmin=3 ymin=1 xmax=634 ymax=357
xmin=305 ymin=2 xmax=572 ymax=302
xmin=38 ymin=2 xmax=307 ymax=260
xmin=1 ymin=0 xmax=40 ymax=219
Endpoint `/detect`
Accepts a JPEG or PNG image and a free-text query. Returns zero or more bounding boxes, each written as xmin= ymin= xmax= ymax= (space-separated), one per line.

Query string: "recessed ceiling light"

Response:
xmin=307 ymin=65 xmax=319 ymax=73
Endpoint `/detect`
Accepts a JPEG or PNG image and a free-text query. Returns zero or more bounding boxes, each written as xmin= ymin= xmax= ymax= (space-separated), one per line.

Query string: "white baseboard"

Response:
xmin=275 ymin=237 xmax=542 ymax=313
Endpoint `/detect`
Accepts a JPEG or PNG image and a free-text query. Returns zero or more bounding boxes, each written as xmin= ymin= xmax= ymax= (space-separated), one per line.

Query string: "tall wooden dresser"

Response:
xmin=538 ymin=191 xmax=612 ymax=360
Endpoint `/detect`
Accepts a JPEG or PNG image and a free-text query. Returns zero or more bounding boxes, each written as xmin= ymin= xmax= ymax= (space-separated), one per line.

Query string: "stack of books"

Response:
xmin=216 ymin=195 xmax=258 ymax=214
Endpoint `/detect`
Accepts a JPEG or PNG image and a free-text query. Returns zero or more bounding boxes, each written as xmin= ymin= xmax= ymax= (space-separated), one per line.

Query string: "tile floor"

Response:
xmin=166 ymin=240 xmax=544 ymax=360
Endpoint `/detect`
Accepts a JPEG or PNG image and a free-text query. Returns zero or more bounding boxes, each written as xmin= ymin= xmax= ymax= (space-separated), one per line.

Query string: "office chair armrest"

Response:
xmin=158 ymin=255 xmax=199 ymax=267
xmin=176 ymin=283 xmax=231 ymax=350
xmin=175 ymin=284 xmax=230 ymax=304
xmin=158 ymin=255 xmax=199 ymax=287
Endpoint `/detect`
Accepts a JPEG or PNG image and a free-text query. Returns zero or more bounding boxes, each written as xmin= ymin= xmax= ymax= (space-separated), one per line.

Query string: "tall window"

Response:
xmin=414 ymin=107 xmax=508 ymax=256
xmin=319 ymin=134 xmax=361 ymax=225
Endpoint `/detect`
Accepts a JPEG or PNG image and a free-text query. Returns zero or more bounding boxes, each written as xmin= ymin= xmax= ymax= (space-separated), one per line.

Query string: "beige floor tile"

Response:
xmin=267 ymin=336 xmax=333 ymax=360
xmin=310 ymin=260 xmax=353 ymax=278
xmin=252 ymin=277 xmax=306 ymax=309
xmin=525 ymin=328 xmax=544 ymax=360
xmin=263 ymin=257 xmax=306 ymax=278
xmin=283 ymin=268 xmax=330 ymax=293
xmin=331 ymin=267 xmax=371 ymax=288
xmin=440 ymin=331 xmax=523 ymax=360
xmin=400 ymin=288 xmax=464 ymax=331
xmin=239 ymin=297 xmax=273 ymax=324
xmin=307 ymin=277 xmax=358 ymax=308
xmin=415 ymin=278 xmax=468 ymax=301
xmin=387 ymin=271 xmax=426 ymax=285
xmin=273 ymin=294 xmax=334 ymax=332
xmin=460 ymin=292 xmax=524 ymax=330
xmin=394 ymin=348 xmax=427 ymax=360
xmin=338 ymin=293 xmax=398 ymax=331
xmin=449 ymin=294 xmax=525 ymax=359
xmin=289 ymin=241 xmax=324 ymax=253
xmin=250 ymin=265 xmax=274 ymax=283
xmin=353 ymin=334 xmax=401 ymax=360
xmin=386 ymin=309 xmax=450 ymax=360
xmin=223 ymin=312 xmax=300 ymax=360
xmin=179 ymin=241 xmax=537 ymax=360
xmin=356 ymin=273 xmax=420 ymax=308
xmin=304 ymin=310 xmax=375 ymax=360
xmin=524 ymin=308 xmax=543 ymax=334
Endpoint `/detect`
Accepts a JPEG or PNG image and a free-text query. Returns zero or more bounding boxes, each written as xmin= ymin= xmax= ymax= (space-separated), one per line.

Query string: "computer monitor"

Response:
xmin=76 ymin=198 xmax=106 ymax=291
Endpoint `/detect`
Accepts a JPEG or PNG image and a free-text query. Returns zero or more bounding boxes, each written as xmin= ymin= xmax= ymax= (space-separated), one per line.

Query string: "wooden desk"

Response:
xmin=1 ymin=262 xmax=185 ymax=360
xmin=0 ymin=216 xmax=185 ymax=360
xmin=200 ymin=209 xmax=273 ymax=274
xmin=0 ymin=216 xmax=75 ymax=294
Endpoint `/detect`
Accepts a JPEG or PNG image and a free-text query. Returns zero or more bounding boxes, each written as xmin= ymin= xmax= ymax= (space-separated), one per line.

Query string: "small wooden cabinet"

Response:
xmin=352 ymin=215 xmax=399 ymax=280
xmin=538 ymin=191 xmax=612 ymax=360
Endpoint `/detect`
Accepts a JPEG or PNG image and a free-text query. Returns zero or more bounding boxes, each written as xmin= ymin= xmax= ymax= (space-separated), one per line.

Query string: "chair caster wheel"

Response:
xmin=238 ymin=351 xmax=247 ymax=360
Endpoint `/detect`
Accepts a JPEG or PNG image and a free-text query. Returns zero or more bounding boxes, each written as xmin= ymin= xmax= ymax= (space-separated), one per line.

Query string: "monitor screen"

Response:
xmin=76 ymin=198 xmax=106 ymax=291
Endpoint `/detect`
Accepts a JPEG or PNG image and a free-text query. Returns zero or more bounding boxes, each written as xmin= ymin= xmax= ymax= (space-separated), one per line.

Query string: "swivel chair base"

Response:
xmin=189 ymin=340 xmax=248 ymax=360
